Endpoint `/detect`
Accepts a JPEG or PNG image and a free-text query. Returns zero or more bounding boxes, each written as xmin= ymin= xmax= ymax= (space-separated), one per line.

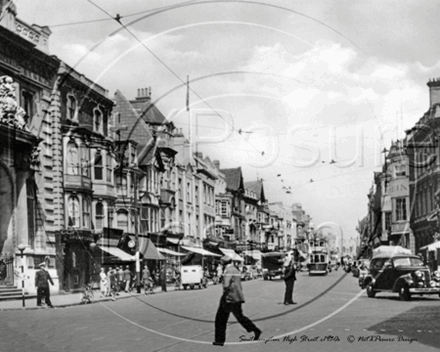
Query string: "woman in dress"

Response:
xmin=99 ymin=267 xmax=108 ymax=297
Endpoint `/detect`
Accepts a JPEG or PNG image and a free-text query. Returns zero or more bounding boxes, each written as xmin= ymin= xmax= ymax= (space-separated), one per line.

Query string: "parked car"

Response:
xmin=362 ymin=254 xmax=440 ymax=301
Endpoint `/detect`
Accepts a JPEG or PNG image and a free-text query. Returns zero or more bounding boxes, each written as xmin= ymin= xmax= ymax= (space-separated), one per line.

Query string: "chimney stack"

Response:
xmin=427 ymin=78 xmax=440 ymax=108
xmin=213 ymin=160 xmax=220 ymax=169
xmin=136 ymin=87 xmax=151 ymax=102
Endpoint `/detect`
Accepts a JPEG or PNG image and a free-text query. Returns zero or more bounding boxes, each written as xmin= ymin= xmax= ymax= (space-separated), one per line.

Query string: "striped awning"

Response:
xmin=181 ymin=246 xmax=221 ymax=257
xmin=220 ymin=248 xmax=244 ymax=262
xmin=157 ymin=248 xmax=186 ymax=256
xmin=98 ymin=246 xmax=135 ymax=261
xmin=242 ymin=250 xmax=262 ymax=261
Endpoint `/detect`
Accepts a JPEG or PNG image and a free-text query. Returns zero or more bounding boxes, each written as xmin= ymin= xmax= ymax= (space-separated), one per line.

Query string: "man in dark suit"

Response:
xmin=283 ymin=257 xmax=297 ymax=305
xmin=35 ymin=262 xmax=54 ymax=308
xmin=213 ymin=256 xmax=262 ymax=346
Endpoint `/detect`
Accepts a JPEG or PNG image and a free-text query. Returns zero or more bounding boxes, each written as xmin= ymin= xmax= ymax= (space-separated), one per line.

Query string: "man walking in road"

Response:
xmin=213 ymin=256 xmax=261 ymax=346
xmin=35 ymin=262 xmax=54 ymax=308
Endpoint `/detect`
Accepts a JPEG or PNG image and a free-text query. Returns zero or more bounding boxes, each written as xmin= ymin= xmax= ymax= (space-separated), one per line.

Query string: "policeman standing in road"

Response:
xmin=283 ymin=257 xmax=297 ymax=305
xmin=35 ymin=262 xmax=54 ymax=308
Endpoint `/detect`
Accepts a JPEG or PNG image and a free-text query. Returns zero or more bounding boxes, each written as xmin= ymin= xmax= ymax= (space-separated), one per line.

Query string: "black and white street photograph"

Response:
xmin=1 ymin=1 xmax=440 ymax=351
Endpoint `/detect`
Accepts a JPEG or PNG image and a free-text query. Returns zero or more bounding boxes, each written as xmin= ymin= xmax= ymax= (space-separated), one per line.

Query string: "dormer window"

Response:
xmin=67 ymin=95 xmax=77 ymax=120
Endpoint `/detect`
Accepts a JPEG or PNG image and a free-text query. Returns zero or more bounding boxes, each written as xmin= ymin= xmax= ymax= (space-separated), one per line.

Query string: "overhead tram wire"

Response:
xmin=87 ymin=0 xmax=283 ymax=180
xmin=49 ymin=0 xmax=201 ymax=28
xmin=68 ymin=0 xmax=373 ymax=182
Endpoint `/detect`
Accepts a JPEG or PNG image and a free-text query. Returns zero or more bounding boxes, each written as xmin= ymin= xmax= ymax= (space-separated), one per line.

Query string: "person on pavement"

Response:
xmin=123 ymin=266 xmax=132 ymax=292
xmin=160 ymin=265 xmax=167 ymax=292
xmin=117 ymin=266 xmax=124 ymax=292
xmin=283 ymin=258 xmax=297 ymax=305
xmin=142 ymin=265 xmax=152 ymax=294
xmin=99 ymin=267 xmax=108 ymax=298
xmin=35 ymin=262 xmax=54 ymax=308
xmin=108 ymin=267 xmax=117 ymax=301
xmin=213 ymin=255 xmax=261 ymax=346
xmin=216 ymin=263 xmax=223 ymax=283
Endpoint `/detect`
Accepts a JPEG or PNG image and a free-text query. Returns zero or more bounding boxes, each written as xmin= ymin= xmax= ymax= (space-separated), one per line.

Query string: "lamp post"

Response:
xmin=17 ymin=243 xmax=26 ymax=308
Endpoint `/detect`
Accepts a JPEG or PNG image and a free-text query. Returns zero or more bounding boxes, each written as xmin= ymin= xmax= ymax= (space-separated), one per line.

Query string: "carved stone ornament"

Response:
xmin=0 ymin=76 xmax=29 ymax=131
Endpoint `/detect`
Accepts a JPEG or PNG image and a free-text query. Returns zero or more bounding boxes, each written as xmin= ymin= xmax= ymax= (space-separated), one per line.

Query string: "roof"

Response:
xmin=220 ymin=167 xmax=244 ymax=192
xmin=244 ymin=180 xmax=266 ymax=202
xmin=113 ymin=90 xmax=153 ymax=144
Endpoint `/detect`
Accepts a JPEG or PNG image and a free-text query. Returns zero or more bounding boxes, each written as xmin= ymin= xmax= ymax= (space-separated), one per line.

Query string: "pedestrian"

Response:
xmin=35 ymin=262 xmax=54 ymax=308
xmin=117 ymin=266 xmax=124 ymax=292
xmin=213 ymin=255 xmax=261 ymax=346
xmin=108 ymin=267 xmax=117 ymax=301
xmin=99 ymin=267 xmax=108 ymax=298
xmin=142 ymin=264 xmax=152 ymax=294
xmin=160 ymin=265 xmax=167 ymax=292
xmin=123 ymin=265 xmax=132 ymax=292
xmin=216 ymin=263 xmax=223 ymax=283
xmin=283 ymin=258 xmax=297 ymax=305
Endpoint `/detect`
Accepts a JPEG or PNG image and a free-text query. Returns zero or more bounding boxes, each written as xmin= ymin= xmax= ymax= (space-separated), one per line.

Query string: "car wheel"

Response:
xmin=399 ymin=286 xmax=411 ymax=301
xmin=183 ymin=285 xmax=187 ymax=290
xmin=366 ymin=284 xmax=376 ymax=298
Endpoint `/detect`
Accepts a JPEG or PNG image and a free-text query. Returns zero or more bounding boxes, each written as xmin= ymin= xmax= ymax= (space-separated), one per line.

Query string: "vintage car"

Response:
xmin=362 ymin=254 xmax=440 ymax=301
xmin=261 ymin=252 xmax=285 ymax=280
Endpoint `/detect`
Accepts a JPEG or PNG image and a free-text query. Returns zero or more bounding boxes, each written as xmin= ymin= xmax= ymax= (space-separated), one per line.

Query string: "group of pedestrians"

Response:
xmin=99 ymin=266 xmax=134 ymax=301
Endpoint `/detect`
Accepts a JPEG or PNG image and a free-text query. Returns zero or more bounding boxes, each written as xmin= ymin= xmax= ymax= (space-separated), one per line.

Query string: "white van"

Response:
xmin=181 ymin=265 xmax=207 ymax=290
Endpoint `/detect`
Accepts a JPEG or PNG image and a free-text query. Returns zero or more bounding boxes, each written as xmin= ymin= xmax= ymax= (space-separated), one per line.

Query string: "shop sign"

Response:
xmin=388 ymin=179 xmax=409 ymax=197
xmin=382 ymin=196 xmax=392 ymax=211
xmin=391 ymin=222 xmax=410 ymax=234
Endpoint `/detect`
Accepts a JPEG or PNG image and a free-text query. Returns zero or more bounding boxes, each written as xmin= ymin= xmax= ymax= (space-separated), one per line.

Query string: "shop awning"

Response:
xmin=99 ymin=246 xmax=135 ymax=261
xmin=157 ymin=248 xmax=186 ymax=256
xmin=167 ymin=238 xmax=196 ymax=246
xmin=242 ymin=250 xmax=262 ymax=261
xmin=181 ymin=246 xmax=221 ymax=257
xmin=220 ymin=248 xmax=244 ymax=262
xmin=128 ymin=235 xmax=165 ymax=260
xmin=372 ymin=245 xmax=411 ymax=257
xmin=420 ymin=241 xmax=440 ymax=252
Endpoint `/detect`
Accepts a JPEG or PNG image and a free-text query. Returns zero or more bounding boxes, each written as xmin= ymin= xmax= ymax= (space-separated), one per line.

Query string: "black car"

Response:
xmin=362 ymin=254 xmax=440 ymax=301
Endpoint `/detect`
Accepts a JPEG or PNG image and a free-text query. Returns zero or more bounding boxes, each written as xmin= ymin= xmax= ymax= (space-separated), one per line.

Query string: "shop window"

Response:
xmin=68 ymin=196 xmax=80 ymax=228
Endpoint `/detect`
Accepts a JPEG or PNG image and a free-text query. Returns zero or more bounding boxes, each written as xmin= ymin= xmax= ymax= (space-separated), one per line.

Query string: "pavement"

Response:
xmin=0 ymin=283 xmax=179 ymax=310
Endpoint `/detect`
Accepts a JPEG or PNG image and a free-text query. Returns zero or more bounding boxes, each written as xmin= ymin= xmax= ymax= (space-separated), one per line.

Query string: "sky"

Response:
xmin=16 ymin=0 xmax=440 ymax=249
